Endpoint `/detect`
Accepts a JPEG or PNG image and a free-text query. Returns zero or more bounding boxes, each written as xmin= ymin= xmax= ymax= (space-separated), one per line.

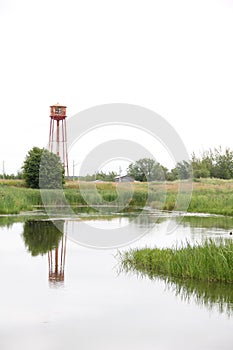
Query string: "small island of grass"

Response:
xmin=119 ymin=238 xmax=233 ymax=283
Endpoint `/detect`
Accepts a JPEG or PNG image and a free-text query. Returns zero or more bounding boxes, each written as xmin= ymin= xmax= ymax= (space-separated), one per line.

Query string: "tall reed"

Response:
xmin=2 ymin=178 xmax=233 ymax=215
xmin=119 ymin=238 xmax=233 ymax=283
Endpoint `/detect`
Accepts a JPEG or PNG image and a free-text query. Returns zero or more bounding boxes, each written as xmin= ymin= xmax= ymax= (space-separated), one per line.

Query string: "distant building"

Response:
xmin=114 ymin=175 xmax=135 ymax=182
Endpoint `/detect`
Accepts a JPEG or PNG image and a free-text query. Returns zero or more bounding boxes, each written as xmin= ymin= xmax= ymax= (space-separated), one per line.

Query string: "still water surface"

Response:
xmin=0 ymin=210 xmax=233 ymax=350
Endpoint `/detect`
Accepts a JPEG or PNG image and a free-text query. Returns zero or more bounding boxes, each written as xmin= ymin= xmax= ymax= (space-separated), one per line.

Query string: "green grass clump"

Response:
xmin=119 ymin=238 xmax=233 ymax=283
xmin=0 ymin=186 xmax=42 ymax=214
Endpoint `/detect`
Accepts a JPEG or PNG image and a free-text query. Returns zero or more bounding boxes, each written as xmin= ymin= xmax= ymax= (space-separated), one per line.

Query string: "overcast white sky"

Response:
xmin=1 ymin=0 xmax=233 ymax=175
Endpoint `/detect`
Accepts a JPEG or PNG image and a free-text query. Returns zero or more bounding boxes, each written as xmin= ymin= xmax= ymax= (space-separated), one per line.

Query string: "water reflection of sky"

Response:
xmin=0 ymin=212 xmax=233 ymax=350
xmin=64 ymin=212 xmax=233 ymax=250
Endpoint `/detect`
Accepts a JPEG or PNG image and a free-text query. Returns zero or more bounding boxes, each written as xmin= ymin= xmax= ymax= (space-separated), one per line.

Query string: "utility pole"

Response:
xmin=2 ymin=161 xmax=5 ymax=180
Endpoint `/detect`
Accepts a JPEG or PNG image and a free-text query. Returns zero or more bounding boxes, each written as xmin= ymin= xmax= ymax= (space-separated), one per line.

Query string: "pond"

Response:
xmin=0 ymin=209 xmax=233 ymax=350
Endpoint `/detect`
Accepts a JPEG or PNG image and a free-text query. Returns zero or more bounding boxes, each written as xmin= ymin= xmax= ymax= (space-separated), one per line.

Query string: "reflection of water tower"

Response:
xmin=48 ymin=233 xmax=67 ymax=287
xmin=49 ymin=103 xmax=69 ymax=176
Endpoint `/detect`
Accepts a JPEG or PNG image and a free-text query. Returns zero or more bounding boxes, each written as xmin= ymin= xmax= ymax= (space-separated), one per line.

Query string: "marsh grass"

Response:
xmin=119 ymin=238 xmax=233 ymax=283
xmin=1 ymin=178 xmax=233 ymax=215
xmin=0 ymin=187 xmax=42 ymax=214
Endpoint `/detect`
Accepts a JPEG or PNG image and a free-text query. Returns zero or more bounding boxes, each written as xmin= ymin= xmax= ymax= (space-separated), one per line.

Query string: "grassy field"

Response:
xmin=0 ymin=178 xmax=233 ymax=215
xmin=0 ymin=185 xmax=42 ymax=214
xmin=119 ymin=238 xmax=233 ymax=283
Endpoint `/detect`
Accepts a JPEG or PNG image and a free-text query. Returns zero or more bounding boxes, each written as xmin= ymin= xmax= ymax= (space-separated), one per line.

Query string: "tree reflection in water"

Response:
xmin=22 ymin=220 xmax=67 ymax=288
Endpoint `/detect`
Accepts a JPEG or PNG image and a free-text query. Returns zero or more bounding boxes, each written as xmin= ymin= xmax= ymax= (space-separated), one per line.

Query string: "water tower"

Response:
xmin=48 ymin=233 xmax=67 ymax=287
xmin=49 ymin=103 xmax=69 ymax=176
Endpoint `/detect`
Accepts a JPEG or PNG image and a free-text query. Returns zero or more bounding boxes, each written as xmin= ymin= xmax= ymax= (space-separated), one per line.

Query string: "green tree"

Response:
xmin=166 ymin=167 xmax=178 ymax=181
xmin=192 ymin=147 xmax=233 ymax=179
xmin=200 ymin=150 xmax=215 ymax=177
xmin=22 ymin=147 xmax=64 ymax=189
xmin=212 ymin=147 xmax=233 ymax=179
xmin=96 ymin=171 xmax=118 ymax=181
xmin=191 ymin=152 xmax=211 ymax=178
xmin=127 ymin=158 xmax=166 ymax=182
xmin=175 ymin=160 xmax=192 ymax=179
